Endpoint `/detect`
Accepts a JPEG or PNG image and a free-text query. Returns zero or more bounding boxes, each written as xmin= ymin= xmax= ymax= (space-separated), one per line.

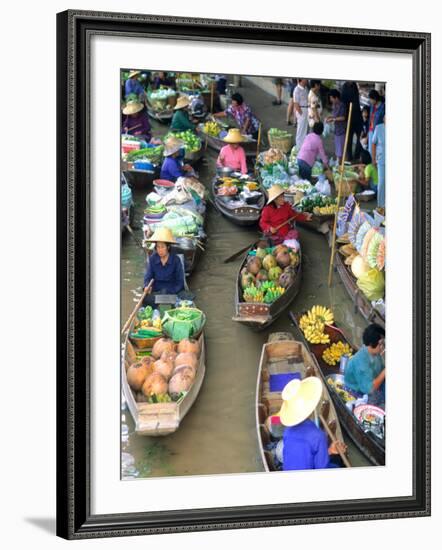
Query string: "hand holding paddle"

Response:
xmin=319 ymin=413 xmax=352 ymax=467
xmin=121 ymin=279 xmax=154 ymax=336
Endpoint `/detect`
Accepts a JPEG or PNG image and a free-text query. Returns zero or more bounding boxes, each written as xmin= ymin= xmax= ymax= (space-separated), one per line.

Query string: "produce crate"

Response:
xmin=267 ymin=131 xmax=294 ymax=154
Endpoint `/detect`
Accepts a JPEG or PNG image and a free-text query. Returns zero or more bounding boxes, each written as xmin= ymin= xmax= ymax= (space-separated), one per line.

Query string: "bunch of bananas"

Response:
xmin=299 ymin=305 xmax=335 ymax=344
xmin=322 ymin=341 xmax=353 ymax=365
xmin=313 ymin=204 xmax=338 ymax=215
xmin=246 ymin=182 xmax=259 ymax=191
xmin=140 ymin=318 xmax=162 ymax=329
xmin=147 ymin=393 xmax=172 ymax=404
xmin=263 ymin=286 xmax=285 ymax=304
xmin=203 ymin=121 xmax=221 ymax=137
xmin=243 ymin=284 xmax=264 ymax=303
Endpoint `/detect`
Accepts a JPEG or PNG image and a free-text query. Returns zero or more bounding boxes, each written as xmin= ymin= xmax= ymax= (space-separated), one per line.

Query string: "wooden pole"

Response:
xmin=121 ymin=279 xmax=154 ymax=336
xmin=255 ymin=123 xmax=262 ymax=164
xmin=327 ymin=102 xmax=353 ymax=287
xmin=319 ymin=413 xmax=352 ymax=468
xmin=210 ymin=81 xmax=215 ymax=113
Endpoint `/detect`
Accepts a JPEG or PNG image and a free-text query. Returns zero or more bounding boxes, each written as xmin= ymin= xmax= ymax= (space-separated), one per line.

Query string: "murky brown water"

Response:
xmin=121 ymin=140 xmax=370 ymax=478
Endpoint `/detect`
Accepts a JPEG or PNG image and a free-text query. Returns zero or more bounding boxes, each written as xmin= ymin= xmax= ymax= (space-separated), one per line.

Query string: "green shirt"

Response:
xmin=364 ymin=163 xmax=378 ymax=186
xmin=170 ymin=109 xmax=196 ymax=132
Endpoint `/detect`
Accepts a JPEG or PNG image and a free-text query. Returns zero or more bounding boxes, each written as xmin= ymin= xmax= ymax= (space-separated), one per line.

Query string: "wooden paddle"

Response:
xmin=125 ymin=224 xmax=144 ymax=250
xmin=319 ymin=413 xmax=352 ymax=468
xmin=223 ymin=215 xmax=297 ymax=263
xmin=124 ymin=123 xmax=143 ymax=133
xmin=121 ymin=279 xmax=154 ymax=336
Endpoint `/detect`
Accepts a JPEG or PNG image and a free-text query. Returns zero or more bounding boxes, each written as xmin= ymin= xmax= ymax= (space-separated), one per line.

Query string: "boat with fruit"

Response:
xmin=122 ymin=299 xmax=206 ymax=436
xmin=232 ymin=243 xmax=302 ymax=330
xmin=211 ymin=175 xmax=265 ymax=226
xmin=289 ymin=310 xmax=385 ymax=466
xmin=198 ymin=121 xmax=258 ymax=156
xmin=256 ymin=332 xmax=347 ymax=472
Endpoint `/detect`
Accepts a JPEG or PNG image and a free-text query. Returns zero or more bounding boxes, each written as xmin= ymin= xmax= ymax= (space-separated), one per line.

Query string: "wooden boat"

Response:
xmin=232 ymin=249 xmax=302 ymax=330
xmin=256 ymin=333 xmax=347 ymax=471
xmin=334 ymin=247 xmax=385 ymax=328
xmin=289 ymin=312 xmax=385 ymax=466
xmin=121 ymin=164 xmax=160 ymax=190
xmin=211 ymin=176 xmax=265 ymax=226
xmin=198 ymin=129 xmax=258 ymax=156
xmin=122 ymin=302 xmax=206 ymax=437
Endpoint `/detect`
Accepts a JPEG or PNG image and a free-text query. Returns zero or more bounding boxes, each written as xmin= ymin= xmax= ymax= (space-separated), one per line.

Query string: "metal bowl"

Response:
xmin=217 ymin=166 xmax=234 ymax=176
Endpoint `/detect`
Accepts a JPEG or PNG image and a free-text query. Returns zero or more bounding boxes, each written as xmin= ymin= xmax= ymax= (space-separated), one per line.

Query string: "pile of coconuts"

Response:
xmin=240 ymin=244 xmax=300 ymax=292
xmin=126 ymin=337 xmax=201 ymax=403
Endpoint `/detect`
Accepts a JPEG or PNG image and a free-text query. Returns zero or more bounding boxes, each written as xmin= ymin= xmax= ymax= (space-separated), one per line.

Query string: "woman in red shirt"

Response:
xmin=259 ymin=185 xmax=311 ymax=244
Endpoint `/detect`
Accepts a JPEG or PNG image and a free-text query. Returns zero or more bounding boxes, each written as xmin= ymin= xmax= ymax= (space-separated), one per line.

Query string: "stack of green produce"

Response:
xmin=162 ymin=307 xmax=206 ymax=341
xmin=164 ymin=130 xmax=201 ymax=153
xmin=137 ymin=306 xmax=153 ymax=321
xmin=297 ymin=194 xmax=337 ymax=213
xmin=126 ymin=145 xmax=164 ymax=164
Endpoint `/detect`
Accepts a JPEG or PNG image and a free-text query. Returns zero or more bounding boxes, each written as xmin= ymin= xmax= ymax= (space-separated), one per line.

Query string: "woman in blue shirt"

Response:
xmin=160 ymin=138 xmax=193 ymax=182
xmin=344 ymin=323 xmax=385 ymax=406
xmin=143 ymin=228 xmax=185 ymax=306
xmin=278 ymin=377 xmax=347 ymax=471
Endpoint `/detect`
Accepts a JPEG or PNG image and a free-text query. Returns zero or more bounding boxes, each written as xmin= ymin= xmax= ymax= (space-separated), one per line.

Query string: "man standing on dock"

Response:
xmin=293 ymin=78 xmax=309 ymax=149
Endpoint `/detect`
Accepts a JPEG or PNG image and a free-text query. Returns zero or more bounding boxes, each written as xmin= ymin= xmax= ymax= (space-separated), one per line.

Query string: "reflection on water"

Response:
xmin=121 ymin=148 xmax=370 ymax=479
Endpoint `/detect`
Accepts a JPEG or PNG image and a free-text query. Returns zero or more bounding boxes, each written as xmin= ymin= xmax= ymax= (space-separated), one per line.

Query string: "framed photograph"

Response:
xmin=56 ymin=10 xmax=431 ymax=539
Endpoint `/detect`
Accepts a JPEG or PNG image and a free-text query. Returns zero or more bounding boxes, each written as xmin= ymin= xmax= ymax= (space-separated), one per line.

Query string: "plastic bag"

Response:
xmin=322 ymin=122 xmax=332 ymax=138
xmin=314 ymin=176 xmax=331 ymax=196
xmin=356 ymin=268 xmax=385 ymax=301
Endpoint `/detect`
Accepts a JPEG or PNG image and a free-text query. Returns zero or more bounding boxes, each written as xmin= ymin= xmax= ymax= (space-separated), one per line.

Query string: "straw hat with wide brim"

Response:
xmin=122 ymin=101 xmax=144 ymax=115
xmin=174 ymin=96 xmax=191 ymax=110
xmin=145 ymin=227 xmax=176 ymax=244
xmin=223 ymin=128 xmax=245 ymax=144
xmin=128 ymin=70 xmax=141 ymax=79
xmin=278 ymin=377 xmax=323 ymax=427
xmin=351 ymin=254 xmax=370 ymax=279
xmin=163 ymin=137 xmax=185 ymax=157
xmin=266 ymin=184 xmax=285 ymax=205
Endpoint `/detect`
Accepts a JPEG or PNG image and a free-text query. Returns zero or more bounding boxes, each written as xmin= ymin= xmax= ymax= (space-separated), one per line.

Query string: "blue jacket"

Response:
xmin=144 ymin=252 xmax=184 ymax=294
xmin=160 ymin=156 xmax=184 ymax=182
xmin=282 ymin=419 xmax=330 ymax=470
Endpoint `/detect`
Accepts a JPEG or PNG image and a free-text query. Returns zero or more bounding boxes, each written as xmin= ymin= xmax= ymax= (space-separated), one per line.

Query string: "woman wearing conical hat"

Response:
xmin=142 ymin=227 xmax=185 ymax=306
xmin=160 ymin=137 xmax=194 ymax=182
xmin=124 ymin=70 xmax=146 ymax=102
xmin=122 ymin=100 xmax=151 ymax=142
xmin=259 ymin=185 xmax=312 ymax=245
xmin=216 ymin=129 xmax=248 ymax=175
xmin=170 ymin=95 xmax=197 ymax=132
xmin=277 ymin=378 xmax=347 ymax=470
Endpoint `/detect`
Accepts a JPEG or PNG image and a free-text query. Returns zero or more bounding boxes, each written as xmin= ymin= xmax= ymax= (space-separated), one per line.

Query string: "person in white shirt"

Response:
xmin=293 ymin=78 xmax=309 ymax=149
xmin=308 ymin=80 xmax=322 ymax=128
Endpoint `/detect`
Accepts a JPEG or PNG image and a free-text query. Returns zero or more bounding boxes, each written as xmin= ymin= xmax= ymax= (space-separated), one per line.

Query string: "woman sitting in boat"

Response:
xmin=152 ymin=71 xmax=175 ymax=90
xmin=160 ymin=137 xmax=193 ymax=182
xmin=143 ymin=228 xmax=185 ymax=306
xmin=170 ymin=96 xmax=197 ymax=132
xmin=344 ymin=323 xmax=385 ymax=407
xmin=216 ymin=128 xmax=248 ymax=175
xmin=213 ymin=93 xmax=260 ymax=139
xmin=259 ymin=185 xmax=312 ymax=245
xmin=278 ymin=378 xmax=348 ymax=470
xmin=124 ymin=70 xmax=146 ymax=102
xmin=296 ymin=122 xmax=330 ymax=181
xmin=122 ymin=100 xmax=152 ymax=142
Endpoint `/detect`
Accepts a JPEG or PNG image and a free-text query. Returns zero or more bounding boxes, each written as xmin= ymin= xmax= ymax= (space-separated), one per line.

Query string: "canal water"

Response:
xmin=121 ymin=143 xmax=370 ymax=479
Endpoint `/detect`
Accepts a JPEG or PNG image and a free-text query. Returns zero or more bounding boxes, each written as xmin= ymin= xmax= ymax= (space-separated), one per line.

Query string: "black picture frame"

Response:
xmin=56 ymin=9 xmax=431 ymax=540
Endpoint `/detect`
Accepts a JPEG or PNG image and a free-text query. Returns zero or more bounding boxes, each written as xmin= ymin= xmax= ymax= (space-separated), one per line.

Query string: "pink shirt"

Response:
xmin=297 ymin=133 xmax=328 ymax=168
xmin=216 ymin=144 xmax=247 ymax=174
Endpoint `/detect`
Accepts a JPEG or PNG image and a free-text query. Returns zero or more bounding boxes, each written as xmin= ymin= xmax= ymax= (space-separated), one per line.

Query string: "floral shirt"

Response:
xmin=225 ymin=103 xmax=260 ymax=134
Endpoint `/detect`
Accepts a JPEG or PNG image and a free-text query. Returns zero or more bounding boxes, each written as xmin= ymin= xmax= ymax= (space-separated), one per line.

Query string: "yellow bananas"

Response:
xmin=299 ymin=305 xmax=334 ymax=345
xmin=322 ymin=341 xmax=353 ymax=366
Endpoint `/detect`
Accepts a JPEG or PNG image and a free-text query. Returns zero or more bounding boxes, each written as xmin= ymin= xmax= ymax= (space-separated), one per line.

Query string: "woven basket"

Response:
xmin=335 ymin=178 xmax=359 ymax=197
xmin=129 ymin=334 xmax=162 ymax=349
xmin=267 ymin=131 xmax=294 ymax=154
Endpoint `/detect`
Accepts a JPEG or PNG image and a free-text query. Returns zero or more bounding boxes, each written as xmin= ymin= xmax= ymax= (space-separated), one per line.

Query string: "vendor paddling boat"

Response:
xmin=122 ymin=297 xmax=206 ymax=436
xmin=290 ymin=312 xmax=385 ymax=466
xmin=232 ymin=243 xmax=302 ymax=330
xmin=211 ymin=175 xmax=265 ymax=226
xmin=256 ymin=333 xmax=347 ymax=471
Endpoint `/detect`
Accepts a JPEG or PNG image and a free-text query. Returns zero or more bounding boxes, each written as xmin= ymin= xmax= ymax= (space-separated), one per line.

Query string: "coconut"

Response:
xmin=289 ymin=251 xmax=299 ymax=267
xmin=241 ymin=272 xmax=255 ymax=289
xmin=127 ymin=361 xmax=153 ymax=391
xmin=140 ymin=355 xmax=154 ymax=368
xmin=255 ymin=247 xmax=267 ymax=260
xmin=255 ymin=269 xmax=268 ymax=283
xmin=247 ymin=256 xmax=262 ymax=275
xmin=268 ymin=266 xmax=283 ymax=281
xmin=262 ymin=254 xmax=277 ymax=271
xmin=160 ymin=350 xmax=177 ymax=364
xmin=276 ymin=250 xmax=291 ymax=268
xmin=168 ymin=371 xmax=194 ymax=399
xmin=273 ymin=244 xmax=289 ymax=257
xmin=173 ymin=365 xmax=196 ymax=381
xmin=153 ymin=357 xmax=175 ymax=381
xmin=152 ymin=337 xmax=176 ymax=359
xmin=177 ymin=338 xmax=200 ymax=356
xmin=141 ymin=372 xmax=168 ymax=397
xmin=175 ymin=352 xmax=198 ymax=371
xmin=279 ymin=271 xmax=294 ymax=289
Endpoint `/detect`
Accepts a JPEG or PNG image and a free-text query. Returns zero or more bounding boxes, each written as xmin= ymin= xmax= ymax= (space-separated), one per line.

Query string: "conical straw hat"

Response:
xmin=277 ymin=377 xmax=323 ymax=427
xmin=266 ymin=185 xmax=285 ymax=205
xmin=145 ymin=227 xmax=176 ymax=244
xmin=163 ymin=137 xmax=184 ymax=156
xmin=174 ymin=96 xmax=191 ymax=110
xmin=122 ymin=101 xmax=144 ymax=115
xmin=128 ymin=70 xmax=141 ymax=79
xmin=223 ymin=128 xmax=245 ymax=143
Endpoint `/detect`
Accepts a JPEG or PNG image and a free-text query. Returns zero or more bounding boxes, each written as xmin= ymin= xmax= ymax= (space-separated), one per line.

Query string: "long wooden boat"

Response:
xmin=334 ymin=247 xmax=385 ymax=328
xmin=232 ymin=249 xmax=302 ymax=330
xmin=211 ymin=176 xmax=265 ymax=226
xmin=289 ymin=312 xmax=385 ymax=466
xmin=122 ymin=305 xmax=206 ymax=436
xmin=121 ymin=165 xmax=160 ymax=190
xmin=198 ymin=129 xmax=258 ymax=156
xmin=256 ymin=333 xmax=347 ymax=471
